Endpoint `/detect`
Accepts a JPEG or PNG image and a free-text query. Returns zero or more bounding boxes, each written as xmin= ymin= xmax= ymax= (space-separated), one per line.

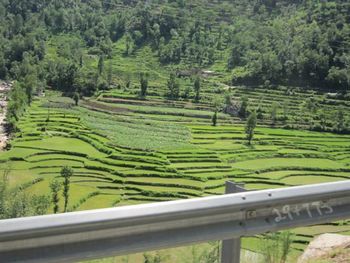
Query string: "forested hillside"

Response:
xmin=1 ymin=0 xmax=350 ymax=93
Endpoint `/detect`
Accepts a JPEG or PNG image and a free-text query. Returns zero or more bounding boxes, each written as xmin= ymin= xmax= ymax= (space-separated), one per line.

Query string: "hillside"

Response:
xmin=0 ymin=0 xmax=350 ymax=262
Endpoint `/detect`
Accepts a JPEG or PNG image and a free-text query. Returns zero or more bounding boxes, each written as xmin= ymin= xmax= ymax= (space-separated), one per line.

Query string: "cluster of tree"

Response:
xmin=0 ymin=168 xmax=50 ymax=219
xmin=228 ymin=1 xmax=350 ymax=90
xmin=0 ymin=165 xmax=74 ymax=219
xmin=139 ymin=72 xmax=202 ymax=102
xmin=1 ymin=1 xmax=349 ymax=105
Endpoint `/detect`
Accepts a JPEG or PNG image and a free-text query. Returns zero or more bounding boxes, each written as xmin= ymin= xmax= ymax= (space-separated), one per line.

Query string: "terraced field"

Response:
xmin=1 ymin=89 xmax=350 ymax=257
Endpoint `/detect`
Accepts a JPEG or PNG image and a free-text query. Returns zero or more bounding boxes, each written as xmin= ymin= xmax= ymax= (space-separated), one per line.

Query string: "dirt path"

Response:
xmin=0 ymin=81 xmax=12 ymax=150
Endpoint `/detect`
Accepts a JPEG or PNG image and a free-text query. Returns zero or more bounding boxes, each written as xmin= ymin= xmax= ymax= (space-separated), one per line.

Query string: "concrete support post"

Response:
xmin=221 ymin=181 xmax=246 ymax=263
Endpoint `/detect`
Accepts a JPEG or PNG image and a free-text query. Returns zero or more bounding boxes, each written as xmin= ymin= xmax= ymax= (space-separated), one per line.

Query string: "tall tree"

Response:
xmin=49 ymin=180 xmax=61 ymax=214
xmin=238 ymin=96 xmax=249 ymax=118
xmin=212 ymin=111 xmax=217 ymax=126
xmin=61 ymin=166 xmax=73 ymax=212
xmin=125 ymin=33 xmax=133 ymax=55
xmin=73 ymin=92 xmax=79 ymax=106
xmin=194 ymin=76 xmax=201 ymax=103
xmin=98 ymin=55 xmax=104 ymax=76
xmin=167 ymin=72 xmax=180 ymax=100
xmin=271 ymin=102 xmax=279 ymax=126
xmin=245 ymin=111 xmax=257 ymax=145
xmin=336 ymin=109 xmax=345 ymax=132
xmin=140 ymin=73 xmax=148 ymax=98
xmin=107 ymin=61 xmax=113 ymax=87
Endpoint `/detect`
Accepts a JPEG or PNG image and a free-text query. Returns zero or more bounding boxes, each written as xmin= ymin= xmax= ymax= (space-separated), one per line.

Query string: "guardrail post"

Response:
xmin=221 ymin=181 xmax=246 ymax=263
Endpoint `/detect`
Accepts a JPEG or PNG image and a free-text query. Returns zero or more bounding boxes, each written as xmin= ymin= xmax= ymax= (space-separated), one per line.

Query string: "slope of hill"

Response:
xmin=0 ymin=0 xmax=350 ymax=261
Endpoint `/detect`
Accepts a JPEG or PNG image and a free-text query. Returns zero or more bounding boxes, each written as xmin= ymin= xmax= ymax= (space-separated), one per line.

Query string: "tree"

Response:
xmin=61 ymin=166 xmax=73 ymax=212
xmin=73 ymin=92 xmax=79 ymax=106
xmin=238 ymin=96 xmax=249 ymax=118
xmin=182 ymin=85 xmax=191 ymax=99
xmin=194 ymin=76 xmax=201 ymax=102
xmin=23 ymin=73 xmax=37 ymax=105
xmin=49 ymin=180 xmax=61 ymax=214
xmin=282 ymin=100 xmax=289 ymax=122
xmin=107 ymin=62 xmax=113 ymax=87
xmin=336 ymin=109 xmax=345 ymax=132
xmin=167 ymin=72 xmax=180 ymax=100
xmin=271 ymin=102 xmax=279 ymax=125
xmin=245 ymin=111 xmax=257 ymax=145
xmin=212 ymin=111 xmax=217 ymax=126
xmin=319 ymin=110 xmax=327 ymax=130
xmin=31 ymin=195 xmax=50 ymax=215
xmin=6 ymin=82 xmax=28 ymax=132
xmin=125 ymin=32 xmax=134 ymax=55
xmin=98 ymin=55 xmax=104 ymax=75
xmin=223 ymin=92 xmax=233 ymax=113
xmin=140 ymin=73 xmax=148 ymax=98
xmin=256 ymin=106 xmax=264 ymax=120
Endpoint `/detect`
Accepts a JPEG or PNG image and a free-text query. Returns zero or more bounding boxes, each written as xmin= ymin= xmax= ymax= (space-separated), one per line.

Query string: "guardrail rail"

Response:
xmin=1 ymin=180 xmax=350 ymax=263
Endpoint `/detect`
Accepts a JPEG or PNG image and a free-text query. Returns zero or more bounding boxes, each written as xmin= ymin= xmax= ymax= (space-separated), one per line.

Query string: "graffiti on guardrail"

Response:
xmin=273 ymin=201 xmax=334 ymax=223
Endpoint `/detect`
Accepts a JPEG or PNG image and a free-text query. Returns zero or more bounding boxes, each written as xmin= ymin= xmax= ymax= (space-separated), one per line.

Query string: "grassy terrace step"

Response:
xmin=166 ymin=154 xmax=220 ymax=160
xmin=125 ymin=176 xmax=201 ymax=187
xmin=122 ymin=170 xmax=204 ymax=181
xmin=172 ymin=163 xmax=232 ymax=170
xmin=124 ymin=185 xmax=198 ymax=198
xmin=108 ymin=154 xmax=170 ymax=166
xmin=13 ymin=137 xmax=107 ymax=158
xmin=98 ymin=96 xmax=212 ymax=111
xmin=125 ymin=179 xmax=203 ymax=191
xmin=281 ymin=175 xmax=349 ymax=185
xmin=3 ymin=90 xmax=350 ymax=256
xmin=231 ymin=158 xmax=346 ymax=171
xmin=92 ymin=157 xmax=164 ymax=169
xmin=76 ymin=194 xmax=119 ymax=211
xmin=87 ymin=99 xmax=227 ymax=120
xmin=124 ymin=195 xmax=177 ymax=202
xmin=168 ymin=158 xmax=222 ymax=163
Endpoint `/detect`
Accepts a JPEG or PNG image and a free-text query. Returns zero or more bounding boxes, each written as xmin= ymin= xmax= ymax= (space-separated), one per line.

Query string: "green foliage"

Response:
xmin=140 ymin=73 xmax=148 ymax=98
xmin=245 ymin=111 xmax=257 ymax=145
xmin=270 ymin=102 xmax=279 ymax=126
xmin=194 ymin=76 xmax=201 ymax=103
xmin=261 ymin=231 xmax=294 ymax=263
xmin=98 ymin=55 xmax=104 ymax=76
xmin=49 ymin=179 xmax=61 ymax=214
xmin=0 ymin=0 xmax=349 ymax=94
xmin=61 ymin=166 xmax=73 ymax=212
xmin=239 ymin=96 xmax=249 ymax=119
xmin=167 ymin=72 xmax=180 ymax=100
xmin=336 ymin=110 xmax=345 ymax=132
xmin=31 ymin=194 xmax=50 ymax=215
xmin=0 ymin=168 xmax=49 ymax=219
xmin=73 ymin=92 xmax=80 ymax=106
xmin=143 ymin=252 xmax=169 ymax=263
xmin=212 ymin=111 xmax=217 ymax=127
xmin=6 ymin=82 xmax=27 ymax=131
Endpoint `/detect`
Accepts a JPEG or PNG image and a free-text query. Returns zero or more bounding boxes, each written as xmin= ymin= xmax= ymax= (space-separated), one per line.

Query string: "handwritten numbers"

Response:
xmin=272 ymin=201 xmax=333 ymax=223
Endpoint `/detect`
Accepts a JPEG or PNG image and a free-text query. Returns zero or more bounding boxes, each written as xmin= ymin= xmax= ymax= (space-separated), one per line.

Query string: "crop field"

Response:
xmin=1 ymin=86 xmax=350 ymax=259
xmin=2 ymin=0 xmax=350 ymax=262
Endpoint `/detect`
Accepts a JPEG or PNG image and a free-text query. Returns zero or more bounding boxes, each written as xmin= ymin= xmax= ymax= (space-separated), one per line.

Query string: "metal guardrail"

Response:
xmin=1 ymin=180 xmax=350 ymax=263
